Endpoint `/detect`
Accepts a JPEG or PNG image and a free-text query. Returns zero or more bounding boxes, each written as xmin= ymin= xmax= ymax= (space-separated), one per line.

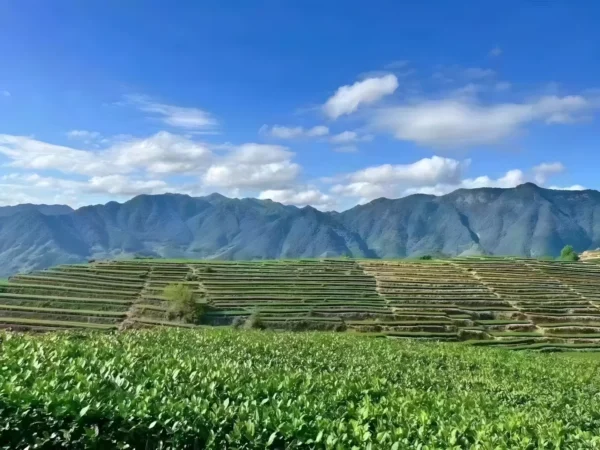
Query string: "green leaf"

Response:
xmin=316 ymin=430 xmax=324 ymax=443
xmin=79 ymin=406 xmax=90 ymax=417
xmin=267 ymin=431 xmax=277 ymax=446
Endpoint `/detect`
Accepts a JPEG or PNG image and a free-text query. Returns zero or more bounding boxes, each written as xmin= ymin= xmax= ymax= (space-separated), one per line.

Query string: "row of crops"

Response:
xmin=1 ymin=328 xmax=599 ymax=448
xmin=0 ymin=257 xmax=599 ymax=350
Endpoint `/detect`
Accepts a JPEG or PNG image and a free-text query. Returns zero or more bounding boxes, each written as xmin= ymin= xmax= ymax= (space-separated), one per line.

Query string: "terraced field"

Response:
xmin=1 ymin=257 xmax=600 ymax=351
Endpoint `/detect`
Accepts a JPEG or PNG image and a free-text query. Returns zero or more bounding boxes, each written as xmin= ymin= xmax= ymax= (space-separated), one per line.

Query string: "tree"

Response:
xmin=559 ymin=245 xmax=580 ymax=261
xmin=164 ymin=283 xmax=202 ymax=323
xmin=243 ymin=311 xmax=265 ymax=329
xmin=420 ymin=255 xmax=433 ymax=260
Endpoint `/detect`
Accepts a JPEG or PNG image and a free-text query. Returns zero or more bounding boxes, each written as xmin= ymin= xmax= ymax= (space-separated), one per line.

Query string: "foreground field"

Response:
xmin=2 ymin=257 xmax=600 ymax=350
xmin=1 ymin=328 xmax=599 ymax=448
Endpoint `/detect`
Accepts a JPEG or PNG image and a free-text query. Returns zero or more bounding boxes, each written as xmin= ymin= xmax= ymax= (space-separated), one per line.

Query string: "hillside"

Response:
xmin=1 ymin=184 xmax=600 ymax=277
xmin=2 ymin=257 xmax=600 ymax=351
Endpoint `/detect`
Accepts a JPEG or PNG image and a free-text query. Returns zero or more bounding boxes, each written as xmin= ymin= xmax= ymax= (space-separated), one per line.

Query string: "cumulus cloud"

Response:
xmin=0 ymin=173 xmax=172 ymax=206
xmin=111 ymin=131 xmax=213 ymax=174
xmin=0 ymin=134 xmax=121 ymax=176
xmin=259 ymin=187 xmax=335 ymax=210
xmin=323 ymin=74 xmax=398 ymax=119
xmin=126 ymin=95 xmax=217 ymax=130
xmin=532 ymin=162 xmax=565 ymax=184
xmin=330 ymin=156 xmax=467 ymax=203
xmin=0 ymin=132 xmax=213 ymax=176
xmin=203 ymin=144 xmax=300 ymax=189
xmin=260 ymin=124 xmax=329 ymax=139
xmin=326 ymin=156 xmax=574 ymax=204
xmin=372 ymin=95 xmax=593 ymax=148
xmin=87 ymin=175 xmax=170 ymax=196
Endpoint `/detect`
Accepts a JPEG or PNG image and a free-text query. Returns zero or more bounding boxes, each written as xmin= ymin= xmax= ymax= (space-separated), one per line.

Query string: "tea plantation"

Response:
xmin=1 ymin=257 xmax=600 ymax=351
xmin=1 ymin=328 xmax=600 ymax=448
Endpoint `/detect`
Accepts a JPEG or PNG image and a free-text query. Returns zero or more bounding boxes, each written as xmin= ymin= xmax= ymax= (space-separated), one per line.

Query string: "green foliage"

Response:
xmin=419 ymin=255 xmax=433 ymax=260
xmin=560 ymin=245 xmax=580 ymax=261
xmin=163 ymin=283 xmax=202 ymax=323
xmin=1 ymin=329 xmax=600 ymax=448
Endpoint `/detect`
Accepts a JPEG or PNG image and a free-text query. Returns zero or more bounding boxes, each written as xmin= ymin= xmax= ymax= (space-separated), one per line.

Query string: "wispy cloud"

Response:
xmin=489 ymin=46 xmax=503 ymax=57
xmin=259 ymin=124 xmax=329 ymax=139
xmin=1 ymin=90 xmax=10 ymax=97
xmin=323 ymin=74 xmax=398 ymax=119
xmin=372 ymin=95 xmax=596 ymax=148
xmin=126 ymin=95 xmax=218 ymax=131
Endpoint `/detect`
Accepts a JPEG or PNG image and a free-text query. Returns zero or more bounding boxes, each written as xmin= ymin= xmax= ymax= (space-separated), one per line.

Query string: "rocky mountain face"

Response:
xmin=1 ymin=183 xmax=599 ymax=277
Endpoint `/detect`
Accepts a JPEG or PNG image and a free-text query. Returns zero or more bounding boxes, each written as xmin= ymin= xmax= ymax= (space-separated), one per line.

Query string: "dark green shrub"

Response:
xmin=420 ymin=255 xmax=433 ymax=260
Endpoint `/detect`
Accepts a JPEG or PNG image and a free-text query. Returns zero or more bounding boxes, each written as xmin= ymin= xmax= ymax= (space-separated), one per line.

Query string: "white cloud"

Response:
xmin=333 ymin=145 xmax=358 ymax=153
xmin=489 ymin=47 xmax=503 ymax=57
xmin=348 ymin=156 xmax=464 ymax=185
xmin=203 ymin=144 xmax=300 ymax=189
xmin=0 ymin=132 xmax=213 ymax=176
xmin=259 ymin=187 xmax=335 ymax=210
xmin=548 ymin=184 xmax=586 ymax=191
xmin=495 ymin=82 xmax=512 ymax=91
xmin=1 ymin=91 xmax=10 ymax=97
xmin=306 ymin=125 xmax=329 ymax=137
xmin=330 ymin=131 xmax=359 ymax=144
xmin=0 ymin=134 xmax=121 ymax=176
xmin=385 ymin=60 xmax=410 ymax=70
xmin=463 ymin=67 xmax=495 ymax=79
xmin=326 ymin=156 xmax=576 ymax=205
xmin=323 ymin=74 xmax=398 ymax=119
xmin=330 ymin=156 xmax=467 ymax=203
xmin=329 ymin=131 xmax=373 ymax=147
xmin=0 ymin=173 xmax=172 ymax=206
xmin=111 ymin=131 xmax=213 ymax=174
xmin=261 ymin=125 xmax=329 ymax=139
xmin=372 ymin=95 xmax=593 ymax=148
xmin=532 ymin=162 xmax=565 ymax=184
xmin=87 ymin=175 xmax=170 ymax=196
xmin=126 ymin=95 xmax=217 ymax=130
xmin=67 ymin=130 xmax=101 ymax=140
xmin=399 ymin=169 xmax=527 ymax=197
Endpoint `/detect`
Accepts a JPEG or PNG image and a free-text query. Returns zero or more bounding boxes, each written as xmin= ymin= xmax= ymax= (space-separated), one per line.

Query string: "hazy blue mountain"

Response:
xmin=1 ymin=184 xmax=600 ymax=277
xmin=0 ymin=204 xmax=74 ymax=217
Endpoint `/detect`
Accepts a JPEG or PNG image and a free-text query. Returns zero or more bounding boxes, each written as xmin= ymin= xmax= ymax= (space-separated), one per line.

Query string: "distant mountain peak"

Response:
xmin=0 ymin=185 xmax=599 ymax=278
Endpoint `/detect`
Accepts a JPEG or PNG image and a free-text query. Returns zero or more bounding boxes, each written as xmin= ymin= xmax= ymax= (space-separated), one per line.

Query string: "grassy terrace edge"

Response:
xmin=1 ymin=256 xmax=600 ymax=351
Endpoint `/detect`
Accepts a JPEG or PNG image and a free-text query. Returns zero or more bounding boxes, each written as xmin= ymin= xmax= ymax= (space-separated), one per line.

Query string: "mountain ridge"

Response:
xmin=1 ymin=183 xmax=599 ymax=277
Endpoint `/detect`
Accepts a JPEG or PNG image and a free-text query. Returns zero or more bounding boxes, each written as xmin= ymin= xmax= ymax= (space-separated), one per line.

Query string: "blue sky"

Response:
xmin=0 ymin=0 xmax=598 ymax=210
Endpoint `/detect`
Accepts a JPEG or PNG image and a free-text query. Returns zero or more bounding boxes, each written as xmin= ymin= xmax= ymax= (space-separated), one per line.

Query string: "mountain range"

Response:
xmin=1 ymin=183 xmax=599 ymax=277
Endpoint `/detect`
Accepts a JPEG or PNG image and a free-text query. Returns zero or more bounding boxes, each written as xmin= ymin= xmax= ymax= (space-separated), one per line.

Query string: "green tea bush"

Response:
xmin=1 ymin=329 xmax=600 ymax=449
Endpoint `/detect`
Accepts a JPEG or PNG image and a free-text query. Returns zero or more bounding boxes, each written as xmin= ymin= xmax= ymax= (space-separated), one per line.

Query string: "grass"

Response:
xmin=0 ymin=316 xmax=117 ymax=329
xmin=0 ymin=304 xmax=127 ymax=317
